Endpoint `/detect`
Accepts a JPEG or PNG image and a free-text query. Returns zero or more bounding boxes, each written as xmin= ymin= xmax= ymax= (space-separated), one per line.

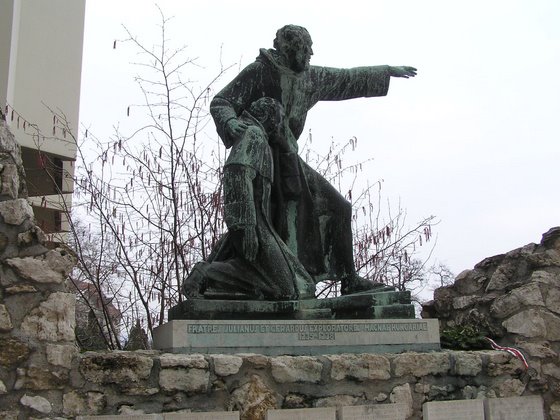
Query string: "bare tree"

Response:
xmin=427 ymin=262 xmax=455 ymax=289
xmin=63 ymin=9 xmax=229 ymax=347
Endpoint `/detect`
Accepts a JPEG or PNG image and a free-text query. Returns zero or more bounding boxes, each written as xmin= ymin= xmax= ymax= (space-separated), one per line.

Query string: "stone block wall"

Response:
xmin=61 ymin=348 xmax=534 ymax=419
xmin=0 ymin=119 xmax=78 ymax=417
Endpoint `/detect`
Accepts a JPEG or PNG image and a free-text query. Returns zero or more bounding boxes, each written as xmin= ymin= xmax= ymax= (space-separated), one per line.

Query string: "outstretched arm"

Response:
xmin=389 ymin=66 xmax=417 ymax=78
xmin=311 ymin=64 xmax=416 ymax=103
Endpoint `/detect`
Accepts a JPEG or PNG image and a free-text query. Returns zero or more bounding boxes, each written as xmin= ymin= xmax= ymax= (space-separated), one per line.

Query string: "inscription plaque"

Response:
xmin=77 ymin=415 xmax=162 ymax=420
xmin=164 ymin=411 xmax=239 ymax=420
xmin=423 ymin=400 xmax=484 ymax=420
xmin=484 ymin=396 xmax=544 ymax=420
xmin=265 ymin=407 xmax=336 ymax=420
xmin=153 ymin=318 xmax=439 ymax=355
xmin=339 ymin=403 xmax=406 ymax=419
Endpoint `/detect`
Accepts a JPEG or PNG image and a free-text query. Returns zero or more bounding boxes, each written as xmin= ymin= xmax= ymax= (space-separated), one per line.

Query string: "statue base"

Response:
xmin=155 ymin=291 xmax=439 ymax=355
xmin=168 ymin=290 xmax=415 ymax=320
xmin=152 ymin=318 xmax=440 ymax=355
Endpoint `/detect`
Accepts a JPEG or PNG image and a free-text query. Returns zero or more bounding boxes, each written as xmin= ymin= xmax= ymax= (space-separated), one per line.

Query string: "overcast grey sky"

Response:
xmin=80 ymin=0 xmax=560 ymax=283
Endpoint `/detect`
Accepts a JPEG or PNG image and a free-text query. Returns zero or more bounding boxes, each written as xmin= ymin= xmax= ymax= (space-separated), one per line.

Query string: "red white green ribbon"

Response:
xmin=485 ymin=337 xmax=529 ymax=370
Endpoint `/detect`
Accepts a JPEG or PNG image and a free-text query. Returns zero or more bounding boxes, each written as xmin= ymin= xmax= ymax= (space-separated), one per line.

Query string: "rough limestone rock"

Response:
xmin=454 ymin=352 xmax=482 ymax=376
xmin=518 ymin=341 xmax=558 ymax=359
xmin=0 ymin=231 xmax=8 ymax=252
xmin=86 ymin=392 xmax=107 ymax=414
xmin=550 ymin=402 xmax=560 ymax=420
xmin=282 ymin=393 xmax=307 ymax=409
xmin=390 ymin=383 xmax=413 ymax=418
xmin=314 ymin=394 xmax=362 ymax=408
xmin=20 ymin=394 xmax=52 ymax=414
xmin=5 ymin=284 xmax=37 ymax=294
xmin=237 ymin=353 xmax=269 ymax=369
xmin=542 ymin=363 xmax=560 ymax=380
xmin=47 ymin=344 xmax=77 ymax=369
xmin=63 ymin=391 xmax=88 ymax=417
xmin=159 ymin=367 xmax=209 ymax=393
xmin=0 ymin=199 xmax=33 ymax=225
xmin=0 ymin=163 xmax=18 ymax=199
xmin=545 ymin=287 xmax=560 ymax=314
xmin=20 ymin=292 xmax=75 ymax=341
xmin=494 ymin=378 xmax=526 ymax=397
xmin=531 ymin=270 xmax=558 ymax=285
xmin=270 ymin=356 xmax=322 ymax=383
xmin=0 ymin=303 xmax=13 ymax=331
xmin=5 ymin=251 xmax=73 ymax=284
xmin=542 ymin=312 xmax=560 ymax=340
xmin=44 ymin=249 xmax=76 ymax=276
xmin=326 ymin=354 xmax=390 ymax=381
xmin=0 ymin=121 xmax=24 ymax=166
xmin=158 ymin=352 xmax=209 ymax=394
xmin=0 ymin=337 xmax=30 ymax=366
xmin=375 ymin=392 xmax=388 ymax=402
xmin=0 ymin=411 xmax=18 ymax=420
xmin=118 ymin=405 xmax=146 ymax=415
xmin=17 ymin=225 xmax=47 ymax=247
xmin=80 ymin=352 xmax=153 ymax=386
xmin=502 ymin=309 xmax=547 ymax=338
xmin=159 ymin=353 xmax=208 ymax=369
xmin=14 ymin=365 xmax=68 ymax=390
xmin=63 ymin=391 xmax=106 ymax=415
xmin=0 ymin=379 xmax=6 ymax=394
xmin=229 ymin=375 xmax=278 ymax=420
xmin=452 ymin=295 xmax=478 ymax=310
xmin=5 ymin=256 xmax=64 ymax=284
xmin=490 ymin=354 xmax=523 ymax=376
xmin=212 ymin=354 xmax=243 ymax=376
xmin=490 ymin=283 xmax=545 ymax=318
xmin=393 ymin=352 xmax=450 ymax=377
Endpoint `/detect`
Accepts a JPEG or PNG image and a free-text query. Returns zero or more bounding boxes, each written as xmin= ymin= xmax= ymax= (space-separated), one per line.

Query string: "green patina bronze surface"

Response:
xmin=180 ymin=25 xmax=416 ymax=314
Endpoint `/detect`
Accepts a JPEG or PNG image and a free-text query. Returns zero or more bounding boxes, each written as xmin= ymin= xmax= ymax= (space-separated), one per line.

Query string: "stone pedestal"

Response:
xmin=153 ymin=318 xmax=440 ymax=355
xmin=169 ymin=291 xmax=415 ymax=320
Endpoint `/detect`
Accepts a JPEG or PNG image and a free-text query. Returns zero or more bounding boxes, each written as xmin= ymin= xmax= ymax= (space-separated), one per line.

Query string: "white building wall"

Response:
xmin=3 ymin=0 xmax=86 ymax=158
xmin=1 ymin=0 xmax=86 ymax=237
xmin=0 ymin=0 xmax=15 ymax=112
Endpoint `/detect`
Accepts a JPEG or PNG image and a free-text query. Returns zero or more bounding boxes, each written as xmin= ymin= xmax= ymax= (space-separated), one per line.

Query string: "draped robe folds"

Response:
xmin=183 ymin=113 xmax=316 ymax=300
xmin=208 ymin=49 xmax=392 ymax=287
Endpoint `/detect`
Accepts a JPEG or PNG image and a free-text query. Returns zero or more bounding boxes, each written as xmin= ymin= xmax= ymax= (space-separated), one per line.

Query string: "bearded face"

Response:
xmin=275 ymin=25 xmax=314 ymax=73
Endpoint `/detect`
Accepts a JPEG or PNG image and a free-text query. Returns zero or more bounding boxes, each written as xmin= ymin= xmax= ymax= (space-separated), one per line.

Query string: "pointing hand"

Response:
xmin=389 ymin=66 xmax=417 ymax=78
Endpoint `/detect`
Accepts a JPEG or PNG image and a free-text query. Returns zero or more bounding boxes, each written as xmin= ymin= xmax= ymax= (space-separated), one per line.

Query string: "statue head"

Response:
xmin=249 ymin=97 xmax=285 ymax=138
xmin=273 ymin=25 xmax=313 ymax=73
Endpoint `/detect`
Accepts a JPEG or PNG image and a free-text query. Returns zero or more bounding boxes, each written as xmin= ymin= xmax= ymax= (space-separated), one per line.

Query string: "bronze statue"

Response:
xmin=185 ymin=97 xmax=315 ymax=300
xmin=183 ymin=24 xmax=416 ymax=300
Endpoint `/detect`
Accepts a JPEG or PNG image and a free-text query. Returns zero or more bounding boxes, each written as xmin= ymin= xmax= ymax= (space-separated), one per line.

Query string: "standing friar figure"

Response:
xmin=183 ymin=24 xmax=416 ymax=299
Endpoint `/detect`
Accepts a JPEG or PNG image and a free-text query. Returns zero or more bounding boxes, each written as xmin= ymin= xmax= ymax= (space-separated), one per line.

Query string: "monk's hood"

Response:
xmin=256 ymin=48 xmax=302 ymax=77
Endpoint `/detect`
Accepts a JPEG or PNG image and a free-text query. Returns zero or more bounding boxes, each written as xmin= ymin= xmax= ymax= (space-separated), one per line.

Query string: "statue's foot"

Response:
xmin=341 ymin=274 xmax=394 ymax=295
xmin=182 ymin=262 xmax=209 ymax=298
